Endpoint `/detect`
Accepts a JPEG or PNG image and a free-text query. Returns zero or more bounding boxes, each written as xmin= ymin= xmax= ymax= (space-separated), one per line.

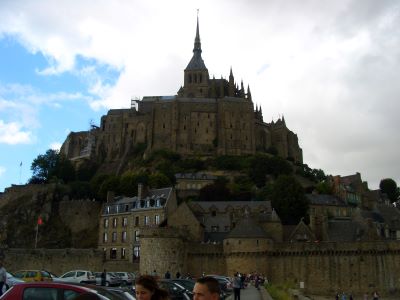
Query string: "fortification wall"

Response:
xmin=187 ymin=243 xmax=226 ymax=277
xmin=2 ymin=248 xmax=103 ymax=275
xmin=269 ymin=241 xmax=400 ymax=296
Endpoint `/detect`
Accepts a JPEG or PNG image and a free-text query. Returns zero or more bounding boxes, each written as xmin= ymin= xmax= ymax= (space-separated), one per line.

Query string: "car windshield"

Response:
xmin=173 ymin=280 xmax=195 ymax=290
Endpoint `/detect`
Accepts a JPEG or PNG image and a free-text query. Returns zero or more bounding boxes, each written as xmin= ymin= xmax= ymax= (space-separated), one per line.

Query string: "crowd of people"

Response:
xmin=335 ymin=290 xmax=380 ymax=300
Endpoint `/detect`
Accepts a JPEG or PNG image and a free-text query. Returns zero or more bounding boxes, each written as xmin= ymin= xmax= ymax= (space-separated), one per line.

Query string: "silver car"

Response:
xmin=94 ymin=272 xmax=122 ymax=286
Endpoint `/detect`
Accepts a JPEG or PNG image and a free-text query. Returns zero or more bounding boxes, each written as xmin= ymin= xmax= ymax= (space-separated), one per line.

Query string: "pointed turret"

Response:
xmin=247 ymin=84 xmax=252 ymax=101
xmin=228 ymin=67 xmax=235 ymax=97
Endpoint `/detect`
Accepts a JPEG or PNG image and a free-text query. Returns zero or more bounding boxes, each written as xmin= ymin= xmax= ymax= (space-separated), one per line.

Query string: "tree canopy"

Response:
xmin=270 ymin=175 xmax=309 ymax=225
xmin=380 ymin=178 xmax=399 ymax=202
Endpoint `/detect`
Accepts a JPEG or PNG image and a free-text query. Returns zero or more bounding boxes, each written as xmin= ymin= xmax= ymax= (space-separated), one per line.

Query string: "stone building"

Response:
xmin=98 ymin=184 xmax=177 ymax=262
xmin=60 ymin=17 xmax=303 ymax=169
xmin=175 ymin=172 xmax=217 ymax=199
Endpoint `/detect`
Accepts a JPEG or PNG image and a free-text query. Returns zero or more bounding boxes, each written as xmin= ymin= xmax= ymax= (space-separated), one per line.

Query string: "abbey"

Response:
xmin=61 ymin=17 xmax=302 ymax=164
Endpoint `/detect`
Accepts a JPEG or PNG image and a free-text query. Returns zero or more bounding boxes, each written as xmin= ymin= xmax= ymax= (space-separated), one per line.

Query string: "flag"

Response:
xmin=20 ymin=161 xmax=22 ymax=167
xmin=37 ymin=216 xmax=43 ymax=225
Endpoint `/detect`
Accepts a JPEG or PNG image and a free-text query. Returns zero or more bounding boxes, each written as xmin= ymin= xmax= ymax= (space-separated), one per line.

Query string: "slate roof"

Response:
xmin=175 ymin=173 xmax=217 ymax=180
xmin=189 ymin=201 xmax=271 ymax=213
xmin=226 ymin=217 xmax=268 ymax=239
xmin=103 ymin=187 xmax=172 ymax=214
xmin=306 ymin=194 xmax=346 ymax=206
xmin=204 ymin=232 xmax=228 ymax=243
xmin=327 ymin=220 xmax=364 ymax=242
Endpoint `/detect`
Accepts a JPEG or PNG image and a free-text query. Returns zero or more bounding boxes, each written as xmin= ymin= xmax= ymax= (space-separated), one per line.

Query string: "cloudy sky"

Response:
xmin=0 ymin=0 xmax=399 ymax=192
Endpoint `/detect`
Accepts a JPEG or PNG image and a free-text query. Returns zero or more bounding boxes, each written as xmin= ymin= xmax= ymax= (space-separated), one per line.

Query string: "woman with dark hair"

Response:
xmin=135 ymin=275 xmax=169 ymax=300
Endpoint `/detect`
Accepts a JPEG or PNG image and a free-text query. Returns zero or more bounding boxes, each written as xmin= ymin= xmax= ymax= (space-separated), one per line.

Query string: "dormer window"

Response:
xmin=156 ymin=199 xmax=160 ymax=207
xmin=106 ymin=206 xmax=110 ymax=214
xmin=146 ymin=200 xmax=150 ymax=208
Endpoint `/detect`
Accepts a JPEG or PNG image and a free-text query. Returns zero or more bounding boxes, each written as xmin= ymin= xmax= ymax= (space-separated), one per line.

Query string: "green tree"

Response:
xmin=148 ymin=172 xmax=171 ymax=188
xmin=29 ymin=150 xmax=75 ymax=184
xmin=380 ymin=178 xmax=399 ymax=202
xmin=199 ymin=183 xmax=231 ymax=202
xmin=29 ymin=149 xmax=59 ymax=183
xmin=270 ymin=175 xmax=309 ymax=225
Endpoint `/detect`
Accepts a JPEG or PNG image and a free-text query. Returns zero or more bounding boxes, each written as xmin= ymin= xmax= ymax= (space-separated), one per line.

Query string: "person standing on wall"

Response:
xmin=0 ymin=261 xmax=6 ymax=296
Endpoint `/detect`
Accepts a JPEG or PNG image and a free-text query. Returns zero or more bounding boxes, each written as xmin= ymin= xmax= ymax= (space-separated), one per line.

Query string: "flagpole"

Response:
xmin=19 ymin=162 xmax=22 ymax=184
xmin=35 ymin=222 xmax=38 ymax=249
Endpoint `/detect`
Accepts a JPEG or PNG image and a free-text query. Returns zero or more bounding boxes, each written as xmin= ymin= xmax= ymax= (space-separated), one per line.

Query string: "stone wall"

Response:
xmin=2 ymin=248 xmax=104 ymax=275
xmin=59 ymin=200 xmax=101 ymax=234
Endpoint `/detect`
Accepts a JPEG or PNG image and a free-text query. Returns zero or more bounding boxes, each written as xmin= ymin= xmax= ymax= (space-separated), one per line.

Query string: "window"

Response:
xmin=156 ymin=199 xmax=160 ymax=207
xmin=211 ymin=211 xmax=216 ymax=217
xmin=122 ymin=217 xmax=128 ymax=227
xmin=121 ymin=248 xmax=126 ymax=259
xmin=155 ymin=215 xmax=160 ymax=225
xmin=113 ymin=218 xmax=117 ymax=228
xmin=23 ymin=288 xmax=58 ymax=300
xmin=122 ymin=231 xmax=127 ymax=242
xmin=125 ymin=204 xmax=129 ymax=212
xmin=133 ymin=246 xmax=140 ymax=260
xmin=134 ymin=230 xmax=140 ymax=242
xmin=135 ymin=216 xmax=139 ymax=226
xmin=146 ymin=200 xmax=150 ymax=208
xmin=104 ymin=218 xmax=109 ymax=228
xmin=144 ymin=216 xmax=149 ymax=225
xmin=103 ymin=233 xmax=108 ymax=243
xmin=103 ymin=248 xmax=107 ymax=260
xmin=112 ymin=232 xmax=117 ymax=242
xmin=211 ymin=226 xmax=219 ymax=232
xmin=110 ymin=248 xmax=117 ymax=259
xmin=106 ymin=206 xmax=110 ymax=214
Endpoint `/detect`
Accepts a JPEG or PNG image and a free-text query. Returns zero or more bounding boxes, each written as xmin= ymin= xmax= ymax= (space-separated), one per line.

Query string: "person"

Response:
xmin=341 ymin=292 xmax=347 ymax=300
xmin=0 ymin=261 xmax=6 ymax=297
xmin=175 ymin=271 xmax=181 ymax=279
xmin=232 ymin=272 xmax=241 ymax=300
xmin=164 ymin=270 xmax=171 ymax=279
xmin=101 ymin=269 xmax=107 ymax=286
xmin=335 ymin=293 xmax=340 ymax=300
xmin=193 ymin=276 xmax=221 ymax=300
xmin=363 ymin=292 xmax=369 ymax=300
xmin=372 ymin=290 xmax=379 ymax=300
xmin=135 ymin=275 xmax=169 ymax=300
xmin=349 ymin=294 xmax=353 ymax=300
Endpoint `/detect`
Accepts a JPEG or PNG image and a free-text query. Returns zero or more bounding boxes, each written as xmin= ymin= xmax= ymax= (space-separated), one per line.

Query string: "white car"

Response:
xmin=2 ymin=272 xmax=24 ymax=294
xmin=57 ymin=270 xmax=96 ymax=284
xmin=113 ymin=272 xmax=133 ymax=285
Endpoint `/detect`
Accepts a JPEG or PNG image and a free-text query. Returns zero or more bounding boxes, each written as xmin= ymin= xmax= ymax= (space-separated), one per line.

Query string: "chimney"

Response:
xmin=138 ymin=183 xmax=144 ymax=200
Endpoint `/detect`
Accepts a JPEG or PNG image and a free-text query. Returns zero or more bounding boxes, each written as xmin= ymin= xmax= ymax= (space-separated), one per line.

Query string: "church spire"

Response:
xmin=193 ymin=11 xmax=201 ymax=54
xmin=185 ymin=11 xmax=207 ymax=71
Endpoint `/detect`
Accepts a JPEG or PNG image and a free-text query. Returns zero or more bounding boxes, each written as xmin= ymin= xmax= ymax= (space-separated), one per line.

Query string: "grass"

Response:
xmin=265 ymin=282 xmax=295 ymax=300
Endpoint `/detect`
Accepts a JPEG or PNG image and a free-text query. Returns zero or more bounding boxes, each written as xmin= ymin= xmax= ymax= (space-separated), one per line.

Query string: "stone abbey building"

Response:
xmin=61 ymin=17 xmax=302 ymax=165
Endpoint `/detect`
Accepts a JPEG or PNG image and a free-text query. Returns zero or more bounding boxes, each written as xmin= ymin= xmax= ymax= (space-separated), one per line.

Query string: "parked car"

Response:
xmin=94 ymin=272 xmax=122 ymax=286
xmin=158 ymin=279 xmax=192 ymax=300
xmin=57 ymin=270 xmax=96 ymax=284
xmin=113 ymin=272 xmax=134 ymax=285
xmin=1 ymin=272 xmax=24 ymax=294
xmin=0 ymin=282 xmax=109 ymax=300
xmin=13 ymin=270 xmax=53 ymax=282
xmin=206 ymin=275 xmax=232 ymax=295
xmin=84 ymin=285 xmax=136 ymax=300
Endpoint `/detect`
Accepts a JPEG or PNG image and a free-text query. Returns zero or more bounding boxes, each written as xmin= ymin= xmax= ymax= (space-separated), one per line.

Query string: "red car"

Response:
xmin=0 ymin=282 xmax=109 ymax=300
